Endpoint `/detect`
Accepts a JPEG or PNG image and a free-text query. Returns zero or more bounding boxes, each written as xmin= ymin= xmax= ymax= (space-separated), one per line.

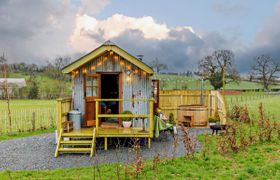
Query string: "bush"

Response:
xmin=28 ymin=82 xmax=39 ymax=99
xmin=169 ymin=113 xmax=176 ymax=125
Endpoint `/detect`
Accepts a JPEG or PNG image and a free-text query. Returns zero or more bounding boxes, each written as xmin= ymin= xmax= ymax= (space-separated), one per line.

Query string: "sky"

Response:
xmin=0 ymin=0 xmax=280 ymax=73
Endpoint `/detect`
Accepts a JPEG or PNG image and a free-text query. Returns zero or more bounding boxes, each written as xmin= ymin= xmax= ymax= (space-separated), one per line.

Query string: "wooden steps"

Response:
xmin=60 ymin=140 xmax=92 ymax=145
xmin=58 ymin=148 xmax=91 ymax=153
xmin=55 ymin=128 xmax=96 ymax=157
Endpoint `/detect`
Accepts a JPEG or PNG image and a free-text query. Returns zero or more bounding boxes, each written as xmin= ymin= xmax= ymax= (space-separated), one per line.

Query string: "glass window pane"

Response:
xmin=86 ymin=76 xmax=91 ymax=86
xmin=92 ymin=87 xmax=97 ymax=96
xmin=86 ymin=87 xmax=92 ymax=96
xmin=92 ymin=78 xmax=97 ymax=86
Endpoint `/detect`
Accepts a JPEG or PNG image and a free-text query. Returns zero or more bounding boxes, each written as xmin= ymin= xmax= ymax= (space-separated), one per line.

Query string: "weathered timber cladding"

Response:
xmin=72 ymin=55 xmax=151 ymax=125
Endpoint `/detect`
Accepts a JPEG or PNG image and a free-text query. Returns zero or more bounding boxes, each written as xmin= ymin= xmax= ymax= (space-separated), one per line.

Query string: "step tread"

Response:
xmin=60 ymin=140 xmax=92 ymax=144
xmin=62 ymin=134 xmax=93 ymax=137
xmin=58 ymin=148 xmax=91 ymax=152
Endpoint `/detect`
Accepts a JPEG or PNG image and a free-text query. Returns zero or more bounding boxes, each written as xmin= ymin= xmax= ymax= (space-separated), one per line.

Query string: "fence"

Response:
xmin=226 ymin=94 xmax=276 ymax=105
xmin=0 ymin=107 xmax=57 ymax=134
xmin=159 ymin=90 xmax=226 ymax=123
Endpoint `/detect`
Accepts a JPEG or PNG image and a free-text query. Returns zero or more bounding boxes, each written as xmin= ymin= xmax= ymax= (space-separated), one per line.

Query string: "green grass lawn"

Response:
xmin=0 ymin=99 xmax=56 ymax=110
xmin=0 ymin=128 xmax=55 ymax=141
xmin=0 ymin=100 xmax=56 ymax=133
xmin=0 ymin=137 xmax=279 ymax=179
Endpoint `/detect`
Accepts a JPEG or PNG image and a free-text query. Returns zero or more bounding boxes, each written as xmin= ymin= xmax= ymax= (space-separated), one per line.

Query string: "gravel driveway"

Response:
xmin=0 ymin=128 xmax=210 ymax=171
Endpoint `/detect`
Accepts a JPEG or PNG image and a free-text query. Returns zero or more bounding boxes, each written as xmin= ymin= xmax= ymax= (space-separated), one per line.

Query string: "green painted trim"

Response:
xmin=62 ymin=44 xmax=154 ymax=74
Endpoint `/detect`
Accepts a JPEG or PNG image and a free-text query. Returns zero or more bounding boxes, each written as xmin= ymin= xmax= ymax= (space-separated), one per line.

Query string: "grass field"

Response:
xmin=0 ymin=100 xmax=56 ymax=110
xmin=153 ymin=74 xmax=270 ymax=90
xmin=153 ymin=74 xmax=280 ymax=91
xmin=0 ymin=100 xmax=56 ymax=134
xmin=9 ymin=72 xmax=72 ymax=98
xmin=225 ymin=94 xmax=280 ymax=121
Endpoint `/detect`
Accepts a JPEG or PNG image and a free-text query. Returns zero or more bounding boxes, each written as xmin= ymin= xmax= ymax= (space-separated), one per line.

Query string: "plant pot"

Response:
xmin=122 ymin=121 xmax=132 ymax=128
xmin=209 ymin=122 xmax=216 ymax=126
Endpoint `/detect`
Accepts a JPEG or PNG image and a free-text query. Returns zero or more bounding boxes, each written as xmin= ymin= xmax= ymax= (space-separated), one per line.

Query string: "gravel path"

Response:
xmin=0 ymin=128 xmax=210 ymax=171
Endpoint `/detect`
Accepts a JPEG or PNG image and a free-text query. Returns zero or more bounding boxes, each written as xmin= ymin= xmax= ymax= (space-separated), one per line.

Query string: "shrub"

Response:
xmin=168 ymin=113 xmax=176 ymax=125
xmin=240 ymin=105 xmax=251 ymax=123
xmin=28 ymin=81 xmax=39 ymax=99
xmin=228 ymin=105 xmax=242 ymax=121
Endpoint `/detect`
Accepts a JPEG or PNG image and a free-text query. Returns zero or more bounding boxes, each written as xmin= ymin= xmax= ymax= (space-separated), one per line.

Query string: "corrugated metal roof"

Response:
xmin=0 ymin=78 xmax=26 ymax=88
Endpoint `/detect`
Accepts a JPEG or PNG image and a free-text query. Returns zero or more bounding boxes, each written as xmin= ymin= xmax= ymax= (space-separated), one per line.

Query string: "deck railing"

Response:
xmin=57 ymin=97 xmax=72 ymax=132
xmin=95 ymin=98 xmax=154 ymax=138
xmin=57 ymin=98 xmax=154 ymax=137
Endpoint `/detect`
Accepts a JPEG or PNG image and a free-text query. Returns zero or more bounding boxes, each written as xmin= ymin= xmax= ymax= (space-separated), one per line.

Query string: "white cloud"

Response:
xmin=70 ymin=14 xmax=180 ymax=52
xmin=80 ymin=0 xmax=110 ymax=15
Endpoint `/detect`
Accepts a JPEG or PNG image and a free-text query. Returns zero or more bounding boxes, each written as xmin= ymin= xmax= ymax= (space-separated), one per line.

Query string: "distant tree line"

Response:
xmin=198 ymin=50 xmax=280 ymax=91
xmin=0 ymin=56 xmax=72 ymax=100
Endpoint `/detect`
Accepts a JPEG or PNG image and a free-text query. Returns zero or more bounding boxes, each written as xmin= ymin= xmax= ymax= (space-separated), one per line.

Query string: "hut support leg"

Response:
xmin=148 ymin=138 xmax=151 ymax=149
xmin=104 ymin=137 xmax=108 ymax=150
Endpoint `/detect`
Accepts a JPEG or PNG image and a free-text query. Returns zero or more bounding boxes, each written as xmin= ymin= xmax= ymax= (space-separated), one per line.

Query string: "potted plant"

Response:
xmin=208 ymin=117 xmax=219 ymax=126
xmin=121 ymin=110 xmax=133 ymax=128
xmin=209 ymin=108 xmax=221 ymax=126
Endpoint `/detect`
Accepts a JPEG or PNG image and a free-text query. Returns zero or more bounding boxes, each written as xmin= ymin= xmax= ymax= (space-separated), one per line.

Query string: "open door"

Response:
xmin=100 ymin=73 xmax=122 ymax=127
xmin=84 ymin=74 xmax=100 ymax=127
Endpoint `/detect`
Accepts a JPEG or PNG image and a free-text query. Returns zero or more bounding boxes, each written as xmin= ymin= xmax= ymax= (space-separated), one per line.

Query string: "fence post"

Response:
xmin=208 ymin=94 xmax=211 ymax=117
xmin=32 ymin=112 xmax=36 ymax=131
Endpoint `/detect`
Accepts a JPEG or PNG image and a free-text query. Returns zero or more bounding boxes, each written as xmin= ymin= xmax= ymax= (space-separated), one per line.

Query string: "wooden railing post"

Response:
xmin=149 ymin=99 xmax=154 ymax=138
xmin=95 ymin=99 xmax=99 ymax=132
xmin=57 ymin=99 xmax=62 ymax=132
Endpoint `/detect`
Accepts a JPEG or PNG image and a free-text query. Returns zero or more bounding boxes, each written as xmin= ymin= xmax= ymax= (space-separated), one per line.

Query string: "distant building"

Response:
xmin=0 ymin=78 xmax=26 ymax=98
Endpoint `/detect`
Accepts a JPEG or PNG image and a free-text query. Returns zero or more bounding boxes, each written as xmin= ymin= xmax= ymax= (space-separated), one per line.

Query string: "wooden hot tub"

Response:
xmin=177 ymin=105 xmax=208 ymax=127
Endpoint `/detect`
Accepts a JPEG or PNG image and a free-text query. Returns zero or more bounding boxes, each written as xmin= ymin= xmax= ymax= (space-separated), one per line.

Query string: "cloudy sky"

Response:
xmin=0 ymin=0 xmax=279 ymax=73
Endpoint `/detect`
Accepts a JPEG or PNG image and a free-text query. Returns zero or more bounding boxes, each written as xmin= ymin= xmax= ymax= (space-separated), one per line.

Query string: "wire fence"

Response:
xmin=0 ymin=107 xmax=57 ymax=134
xmin=226 ymin=94 xmax=275 ymax=105
xmin=225 ymin=93 xmax=280 ymax=116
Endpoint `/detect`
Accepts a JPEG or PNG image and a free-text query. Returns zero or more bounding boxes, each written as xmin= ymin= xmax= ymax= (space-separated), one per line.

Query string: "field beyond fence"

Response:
xmin=0 ymin=100 xmax=56 ymax=134
xmin=225 ymin=93 xmax=280 ymax=121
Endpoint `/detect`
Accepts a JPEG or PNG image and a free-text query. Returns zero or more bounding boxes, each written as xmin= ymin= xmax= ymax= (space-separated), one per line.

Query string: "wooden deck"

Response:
xmin=63 ymin=128 xmax=151 ymax=138
xmin=59 ymin=127 xmax=151 ymax=153
xmin=56 ymin=98 xmax=154 ymax=157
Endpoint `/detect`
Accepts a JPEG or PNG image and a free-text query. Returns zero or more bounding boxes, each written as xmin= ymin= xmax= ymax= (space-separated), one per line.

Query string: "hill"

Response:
xmin=8 ymin=72 xmax=71 ymax=99
xmin=153 ymin=74 xmax=278 ymax=91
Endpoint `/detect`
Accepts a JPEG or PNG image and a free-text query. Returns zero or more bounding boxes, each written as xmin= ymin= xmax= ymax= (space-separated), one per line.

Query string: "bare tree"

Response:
xmin=0 ymin=53 xmax=12 ymax=134
xmin=51 ymin=57 xmax=71 ymax=97
xmin=150 ymin=58 xmax=168 ymax=74
xmin=198 ymin=49 xmax=240 ymax=90
xmin=251 ymin=55 xmax=280 ymax=90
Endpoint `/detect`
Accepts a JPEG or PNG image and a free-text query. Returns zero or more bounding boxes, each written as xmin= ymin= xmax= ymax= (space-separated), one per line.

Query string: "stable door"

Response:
xmin=84 ymin=74 xmax=100 ymax=127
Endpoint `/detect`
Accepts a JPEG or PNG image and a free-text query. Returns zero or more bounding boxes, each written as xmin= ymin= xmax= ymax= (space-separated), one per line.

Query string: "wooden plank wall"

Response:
xmin=159 ymin=90 xmax=217 ymax=122
xmin=72 ymin=53 xmax=151 ymax=127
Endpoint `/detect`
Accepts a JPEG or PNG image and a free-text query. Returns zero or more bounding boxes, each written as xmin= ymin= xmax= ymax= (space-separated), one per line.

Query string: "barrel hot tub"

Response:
xmin=177 ymin=105 xmax=208 ymax=127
